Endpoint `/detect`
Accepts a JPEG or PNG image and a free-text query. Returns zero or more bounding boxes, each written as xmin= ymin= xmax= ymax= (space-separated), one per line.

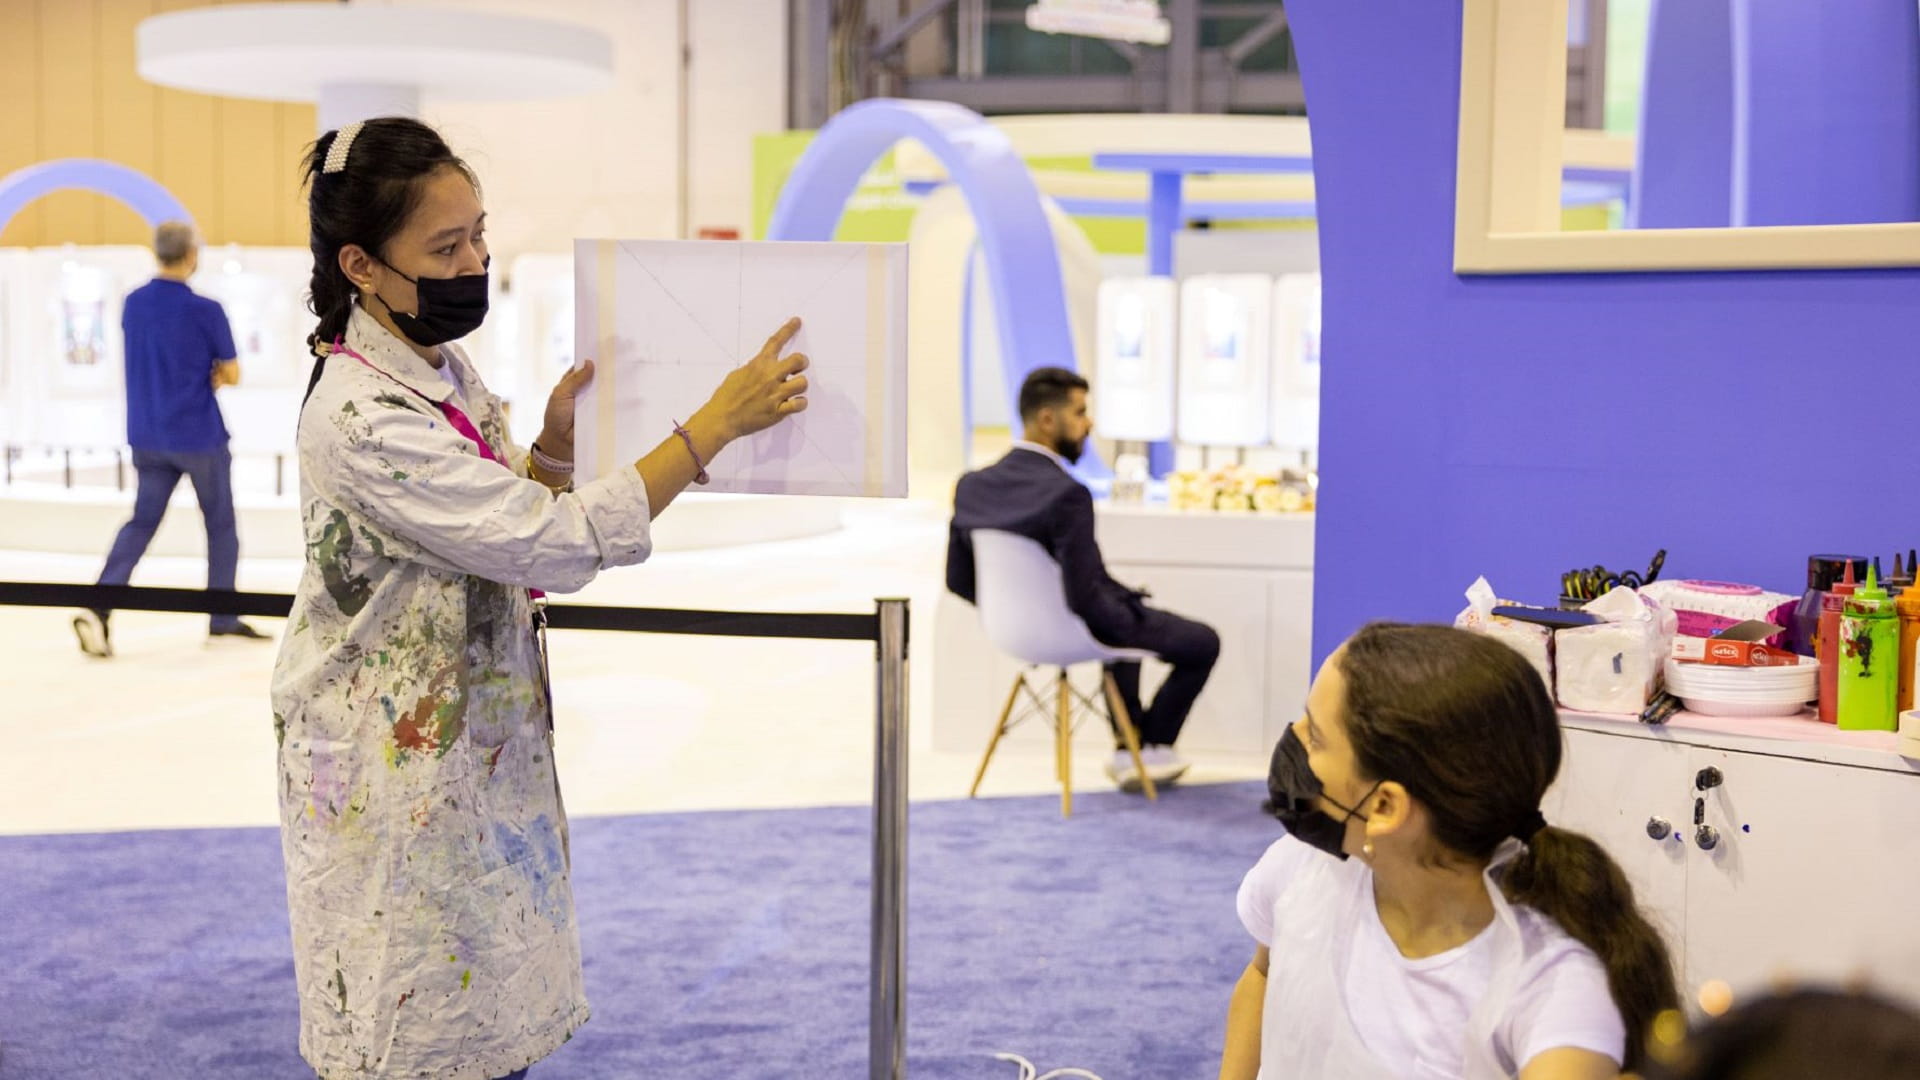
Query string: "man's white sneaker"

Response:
xmin=1141 ymin=745 xmax=1190 ymax=786
xmin=72 ymin=610 xmax=112 ymax=659
xmin=1104 ymin=749 xmax=1145 ymax=793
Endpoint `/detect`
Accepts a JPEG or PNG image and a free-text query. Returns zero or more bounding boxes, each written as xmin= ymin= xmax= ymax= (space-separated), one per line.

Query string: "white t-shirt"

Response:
xmin=1236 ymin=836 xmax=1626 ymax=1076
xmin=436 ymin=356 xmax=465 ymax=402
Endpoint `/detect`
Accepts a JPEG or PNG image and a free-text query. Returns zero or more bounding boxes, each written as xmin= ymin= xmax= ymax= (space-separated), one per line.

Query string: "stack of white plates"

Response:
xmin=1664 ymin=657 xmax=1819 ymax=718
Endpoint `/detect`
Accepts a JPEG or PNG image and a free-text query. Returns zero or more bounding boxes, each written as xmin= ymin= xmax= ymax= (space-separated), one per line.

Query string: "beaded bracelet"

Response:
xmin=530 ymin=441 xmax=574 ymax=476
xmin=672 ymin=419 xmax=710 ymax=485
xmin=525 ymin=453 xmax=573 ymax=494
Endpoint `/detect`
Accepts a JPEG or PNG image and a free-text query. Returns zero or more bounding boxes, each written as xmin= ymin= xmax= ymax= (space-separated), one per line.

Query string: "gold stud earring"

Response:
xmin=1362 ymin=841 xmax=1374 ymax=858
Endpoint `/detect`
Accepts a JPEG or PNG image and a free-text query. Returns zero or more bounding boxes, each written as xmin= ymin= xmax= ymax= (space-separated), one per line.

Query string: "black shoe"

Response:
xmin=72 ymin=609 xmax=112 ymax=658
xmin=209 ymin=620 xmax=272 ymax=642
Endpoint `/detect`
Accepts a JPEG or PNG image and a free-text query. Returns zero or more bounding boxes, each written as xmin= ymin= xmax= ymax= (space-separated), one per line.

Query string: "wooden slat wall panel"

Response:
xmin=0 ymin=1 xmax=44 ymax=246
xmin=36 ymin=0 xmax=102 ymax=243
xmin=0 ymin=0 xmax=314 ymax=248
xmin=210 ymin=0 xmax=278 ymax=244
xmin=97 ymin=0 xmax=160 ymax=245
xmin=277 ymin=103 xmax=318 ymax=247
xmin=2 ymin=0 xmax=322 ymax=249
xmin=151 ymin=0 xmax=219 ymax=243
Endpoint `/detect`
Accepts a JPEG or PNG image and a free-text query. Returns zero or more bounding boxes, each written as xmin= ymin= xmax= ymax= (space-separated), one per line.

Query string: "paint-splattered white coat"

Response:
xmin=270 ymin=306 xmax=651 ymax=1079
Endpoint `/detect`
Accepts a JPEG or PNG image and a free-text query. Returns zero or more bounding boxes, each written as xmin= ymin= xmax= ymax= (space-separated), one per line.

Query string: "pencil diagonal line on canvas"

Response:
xmin=619 ymin=246 xmax=740 ymax=368
xmin=776 ymin=248 xmax=864 ymax=324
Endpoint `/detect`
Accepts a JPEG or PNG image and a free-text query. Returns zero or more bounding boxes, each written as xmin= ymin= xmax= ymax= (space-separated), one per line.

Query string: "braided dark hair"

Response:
xmin=299 ymin=117 xmax=478 ymax=407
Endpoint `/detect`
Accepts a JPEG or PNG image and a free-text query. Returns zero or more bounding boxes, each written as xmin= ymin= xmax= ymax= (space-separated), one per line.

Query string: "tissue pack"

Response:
xmin=1455 ymin=577 xmax=1554 ymax=694
xmin=1557 ymin=623 xmax=1663 ymax=713
xmin=1483 ymin=622 xmax=1553 ymax=695
xmin=1638 ymin=580 xmax=1796 ymax=646
xmin=1554 ymin=588 xmax=1675 ymax=714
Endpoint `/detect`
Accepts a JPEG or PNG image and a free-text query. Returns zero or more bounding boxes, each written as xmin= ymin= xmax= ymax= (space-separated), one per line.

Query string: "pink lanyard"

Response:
xmin=333 ymin=339 xmax=502 ymax=464
xmin=331 ymin=338 xmax=547 ymax=605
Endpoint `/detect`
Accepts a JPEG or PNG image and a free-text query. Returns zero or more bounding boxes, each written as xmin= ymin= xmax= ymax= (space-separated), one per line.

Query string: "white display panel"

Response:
xmin=189 ymin=246 xmax=312 ymax=455
xmin=28 ymin=246 xmax=153 ymax=450
xmin=1094 ymin=275 xmax=1177 ymax=441
xmin=188 ymin=246 xmax=310 ymax=389
xmin=0 ymin=249 xmax=32 ymax=445
xmin=1268 ymin=272 xmax=1322 ymax=455
xmin=1176 ymin=273 xmax=1272 ymax=447
xmin=573 ymin=239 xmax=909 ymax=497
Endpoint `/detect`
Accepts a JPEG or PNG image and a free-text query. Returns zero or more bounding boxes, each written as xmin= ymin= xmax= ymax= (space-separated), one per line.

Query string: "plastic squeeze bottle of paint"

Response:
xmin=1793 ymin=555 xmax=1866 ymax=656
xmin=1897 ymin=578 xmax=1920 ymax=715
xmin=1838 ymin=564 xmax=1898 ymax=732
xmin=1818 ymin=561 xmax=1859 ymax=725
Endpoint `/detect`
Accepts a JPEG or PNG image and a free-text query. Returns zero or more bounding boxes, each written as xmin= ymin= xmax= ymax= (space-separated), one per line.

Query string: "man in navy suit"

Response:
xmin=947 ymin=367 xmax=1219 ymax=791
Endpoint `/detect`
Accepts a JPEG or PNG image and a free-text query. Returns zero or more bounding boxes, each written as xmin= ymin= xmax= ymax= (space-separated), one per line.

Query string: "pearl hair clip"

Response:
xmin=323 ymin=121 xmax=365 ymax=175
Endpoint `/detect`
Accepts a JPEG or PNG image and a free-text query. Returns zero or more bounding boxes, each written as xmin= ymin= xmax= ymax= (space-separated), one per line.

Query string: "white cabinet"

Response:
xmin=1682 ymin=749 xmax=1920 ymax=999
xmin=929 ymin=506 xmax=1314 ymax=757
xmin=1097 ymin=565 xmax=1273 ymax=754
xmin=1542 ymin=730 xmax=1690 ymax=965
xmin=1549 ymin=715 xmax=1920 ymax=1008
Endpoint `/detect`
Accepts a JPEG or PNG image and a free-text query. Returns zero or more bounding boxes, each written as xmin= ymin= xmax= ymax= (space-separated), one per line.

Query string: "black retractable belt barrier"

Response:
xmin=0 ymin=580 xmax=912 ymax=1080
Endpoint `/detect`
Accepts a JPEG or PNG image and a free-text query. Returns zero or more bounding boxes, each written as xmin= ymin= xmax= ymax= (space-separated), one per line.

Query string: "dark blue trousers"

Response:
xmin=96 ymin=446 xmax=241 ymax=632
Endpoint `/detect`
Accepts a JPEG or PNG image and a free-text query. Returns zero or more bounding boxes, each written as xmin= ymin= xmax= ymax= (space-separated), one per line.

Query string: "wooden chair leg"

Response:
xmin=969 ymin=674 xmax=1025 ymax=798
xmin=1057 ymin=670 xmax=1073 ymax=818
xmin=1105 ymin=671 xmax=1158 ymax=801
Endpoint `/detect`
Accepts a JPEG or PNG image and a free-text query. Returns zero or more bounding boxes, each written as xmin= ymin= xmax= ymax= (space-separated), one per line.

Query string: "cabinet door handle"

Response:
xmin=1646 ymin=816 xmax=1673 ymax=841
xmin=1695 ymin=824 xmax=1720 ymax=851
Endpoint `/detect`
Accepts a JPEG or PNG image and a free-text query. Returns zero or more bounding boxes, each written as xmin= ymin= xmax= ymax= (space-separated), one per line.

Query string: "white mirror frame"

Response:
xmin=1453 ymin=0 xmax=1920 ymax=274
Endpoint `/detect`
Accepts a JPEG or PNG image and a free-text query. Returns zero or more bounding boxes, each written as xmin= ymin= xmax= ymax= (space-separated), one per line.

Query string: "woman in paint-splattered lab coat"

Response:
xmin=270 ymin=118 xmax=810 ymax=1080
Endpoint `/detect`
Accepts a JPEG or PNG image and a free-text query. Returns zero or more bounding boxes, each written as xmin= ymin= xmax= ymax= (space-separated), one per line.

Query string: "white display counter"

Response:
xmin=933 ymin=504 xmax=1315 ymax=758
xmin=1548 ymin=708 xmax=1920 ymax=1006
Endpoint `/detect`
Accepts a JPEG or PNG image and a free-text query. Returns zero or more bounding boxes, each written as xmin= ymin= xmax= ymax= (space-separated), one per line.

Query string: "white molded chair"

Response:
xmin=966 ymin=528 xmax=1157 ymax=816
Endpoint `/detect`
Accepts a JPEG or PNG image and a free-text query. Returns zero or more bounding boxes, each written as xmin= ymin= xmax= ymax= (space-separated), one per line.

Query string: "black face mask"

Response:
xmin=371 ymin=254 xmax=490 ymax=347
xmin=1053 ymin=432 xmax=1085 ymax=465
xmin=1264 ymin=725 xmax=1378 ymax=861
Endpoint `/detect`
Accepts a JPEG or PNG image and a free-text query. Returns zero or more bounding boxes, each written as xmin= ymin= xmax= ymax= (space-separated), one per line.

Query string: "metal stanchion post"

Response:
xmin=116 ymin=449 xmax=125 ymax=492
xmin=63 ymin=448 xmax=73 ymax=489
xmin=870 ymin=597 xmax=910 ymax=1080
xmin=276 ymin=454 xmax=285 ymax=498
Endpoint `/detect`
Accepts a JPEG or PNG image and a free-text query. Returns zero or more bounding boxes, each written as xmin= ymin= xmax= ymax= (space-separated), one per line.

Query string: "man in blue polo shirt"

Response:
xmin=72 ymin=222 xmax=268 ymax=657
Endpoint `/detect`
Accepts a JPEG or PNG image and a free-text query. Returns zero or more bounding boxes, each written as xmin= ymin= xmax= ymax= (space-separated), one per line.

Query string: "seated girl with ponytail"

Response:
xmin=1218 ymin=623 xmax=1679 ymax=1080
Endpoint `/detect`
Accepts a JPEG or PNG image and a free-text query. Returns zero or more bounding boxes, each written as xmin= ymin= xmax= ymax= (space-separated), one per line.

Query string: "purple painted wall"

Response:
xmin=1291 ymin=0 xmax=1920 ymax=665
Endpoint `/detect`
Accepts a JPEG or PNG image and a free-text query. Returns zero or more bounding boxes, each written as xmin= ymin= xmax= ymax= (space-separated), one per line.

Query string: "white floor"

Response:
xmin=0 ymin=495 xmax=1266 ymax=837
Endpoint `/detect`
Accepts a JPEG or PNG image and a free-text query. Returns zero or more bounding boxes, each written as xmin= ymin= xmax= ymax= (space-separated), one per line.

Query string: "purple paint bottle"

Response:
xmin=1793 ymin=555 xmax=1867 ymax=657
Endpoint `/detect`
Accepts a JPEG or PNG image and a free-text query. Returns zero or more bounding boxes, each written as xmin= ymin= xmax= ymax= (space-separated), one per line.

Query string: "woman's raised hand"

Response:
xmin=699 ymin=317 xmax=809 ymax=441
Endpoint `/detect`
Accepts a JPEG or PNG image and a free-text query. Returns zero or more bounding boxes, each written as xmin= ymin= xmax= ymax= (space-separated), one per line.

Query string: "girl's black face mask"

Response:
xmin=1264 ymin=725 xmax=1378 ymax=861
xmin=372 ymin=254 xmax=490 ymax=347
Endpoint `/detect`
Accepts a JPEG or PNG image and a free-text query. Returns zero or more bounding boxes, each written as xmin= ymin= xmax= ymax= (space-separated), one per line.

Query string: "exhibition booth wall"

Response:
xmin=1292 ymin=0 xmax=1920 ymax=665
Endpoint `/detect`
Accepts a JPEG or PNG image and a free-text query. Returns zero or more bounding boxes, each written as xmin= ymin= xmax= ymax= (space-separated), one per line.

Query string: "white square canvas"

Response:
xmin=1094 ymin=275 xmax=1177 ymax=441
xmin=573 ymin=239 xmax=909 ymax=497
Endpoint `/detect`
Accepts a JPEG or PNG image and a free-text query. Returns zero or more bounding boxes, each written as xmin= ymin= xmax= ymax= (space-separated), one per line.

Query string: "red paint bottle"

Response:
xmin=1818 ymin=560 xmax=1860 ymax=725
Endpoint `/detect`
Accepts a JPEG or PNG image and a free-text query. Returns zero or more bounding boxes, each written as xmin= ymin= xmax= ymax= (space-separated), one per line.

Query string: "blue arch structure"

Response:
xmin=768 ymin=98 xmax=1113 ymax=478
xmin=0 ymin=158 xmax=193 ymax=238
xmin=1630 ymin=0 xmax=1735 ymax=228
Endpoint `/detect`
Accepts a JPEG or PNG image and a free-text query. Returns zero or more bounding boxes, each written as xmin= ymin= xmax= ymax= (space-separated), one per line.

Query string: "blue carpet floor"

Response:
xmin=0 ymin=781 xmax=1278 ymax=1079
